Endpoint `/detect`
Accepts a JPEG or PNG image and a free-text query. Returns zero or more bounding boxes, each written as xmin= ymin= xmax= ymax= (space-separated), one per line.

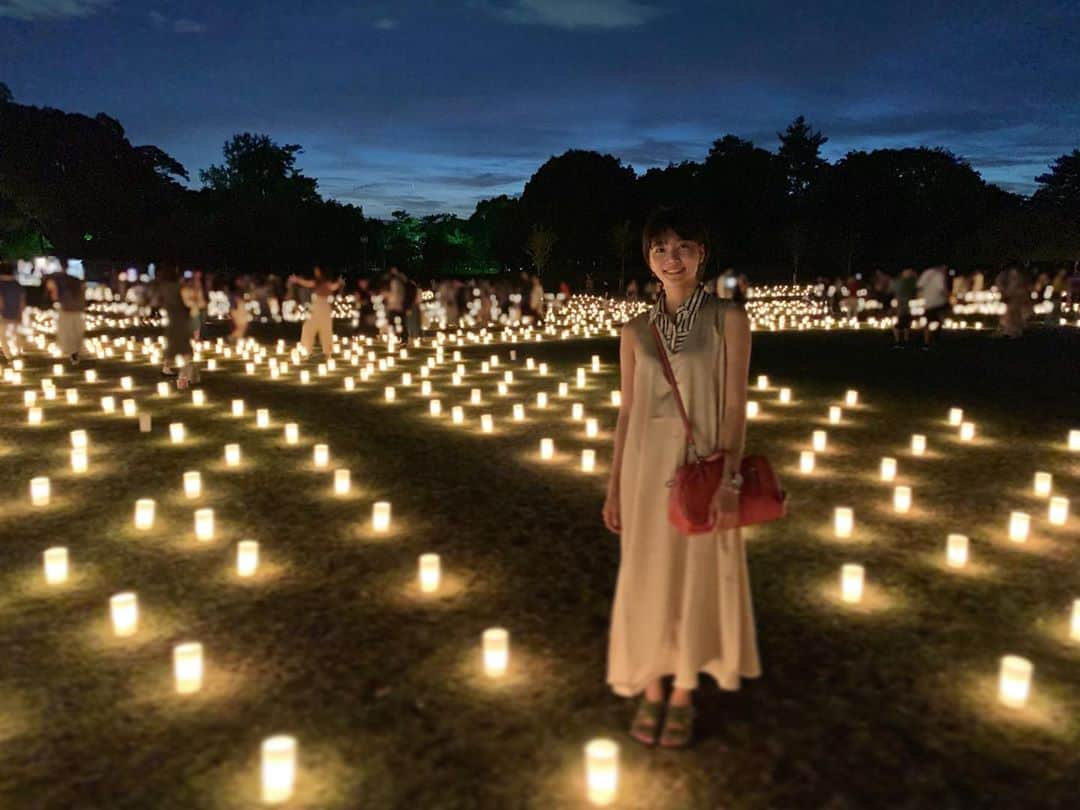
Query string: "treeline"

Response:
xmin=1 ymin=83 xmax=1078 ymax=285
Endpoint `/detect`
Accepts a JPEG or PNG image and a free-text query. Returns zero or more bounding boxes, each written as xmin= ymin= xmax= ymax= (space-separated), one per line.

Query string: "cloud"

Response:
xmin=0 ymin=0 xmax=110 ymax=21
xmin=479 ymin=0 xmax=663 ymax=30
xmin=149 ymin=10 xmax=206 ymax=34
xmin=373 ymin=17 xmax=399 ymax=30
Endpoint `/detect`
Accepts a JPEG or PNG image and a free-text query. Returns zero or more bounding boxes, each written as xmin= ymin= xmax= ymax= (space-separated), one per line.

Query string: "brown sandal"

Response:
xmin=658 ymin=703 xmax=694 ymax=748
xmin=629 ymin=698 xmax=665 ymax=746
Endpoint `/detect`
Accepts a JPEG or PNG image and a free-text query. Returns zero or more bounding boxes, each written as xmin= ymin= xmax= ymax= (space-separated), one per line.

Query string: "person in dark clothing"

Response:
xmin=0 ymin=262 xmax=26 ymax=360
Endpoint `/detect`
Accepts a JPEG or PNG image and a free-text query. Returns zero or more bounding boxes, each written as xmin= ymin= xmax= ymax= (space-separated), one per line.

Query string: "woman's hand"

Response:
xmin=710 ymin=486 xmax=740 ymax=531
xmin=602 ymin=489 xmax=622 ymax=534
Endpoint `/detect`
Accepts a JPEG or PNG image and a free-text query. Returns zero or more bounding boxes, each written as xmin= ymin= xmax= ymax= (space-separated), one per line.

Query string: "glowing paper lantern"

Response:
xmin=1033 ymin=472 xmax=1052 ymax=498
xmin=173 ymin=642 xmax=204 ymax=694
xmin=345 ymin=377 xmax=356 ymax=391
xmin=585 ymin=738 xmax=619 ymax=807
xmin=237 ymin=540 xmax=259 ymax=577
xmin=284 ymin=423 xmax=299 ymax=444
xmin=110 ymin=592 xmax=138 ymax=637
xmin=893 ymin=486 xmax=912 ymax=513
xmin=429 ymin=399 xmax=442 ymax=417
xmin=300 ymin=370 xmax=311 ymax=384
xmin=44 ymin=547 xmax=68 ymax=584
xmin=385 ymin=386 xmax=397 ymax=402
xmin=1048 ymin=497 xmax=1069 ymax=526
xmin=122 ymin=399 xmax=137 ymax=417
xmin=558 ymin=382 xmax=569 ymax=397
xmin=261 ymin=735 xmax=297 ymax=804
xmin=481 ymin=414 xmax=494 ymax=433
xmin=401 ymin=372 xmax=412 ymax=386
xmin=591 ymin=355 xmax=600 ymax=372
xmin=23 ymin=390 xmax=36 ymax=407
xmin=135 ymin=498 xmax=155 ymax=530
xmin=512 ymin=403 xmax=525 ymax=421
xmin=959 ymin=422 xmax=975 ymax=442
xmin=778 ymin=387 xmax=792 ymax=404
xmin=451 ymin=406 xmax=464 ymax=424
xmin=169 ymin=423 xmax=185 ymax=443
xmin=505 ymin=370 xmax=515 ymax=385
xmin=85 ymin=370 xmax=97 ymax=383
xmin=497 ymin=382 xmax=509 ymax=396
xmin=746 ymin=401 xmax=759 ymax=419
xmin=195 ymin=508 xmax=214 ymax=542
xmin=330 ymin=468 xmax=351 ymax=496
xmin=946 ymin=534 xmax=969 ymax=568
xmin=572 ymin=403 xmax=584 ymax=421
xmin=540 ymin=438 xmax=554 ymax=460
xmin=30 ymin=477 xmax=50 ymax=506
xmin=611 ymin=390 xmax=621 ymax=407
xmin=1008 ymin=511 xmax=1030 ymax=543
xmin=585 ymin=418 xmax=599 ymax=438
xmin=71 ymin=447 xmax=88 ymax=474
xmin=139 ymin=414 xmax=152 ymax=433
xmin=799 ymin=450 xmax=815 ymax=474
xmin=1069 ymin=430 xmax=1080 ymax=451
xmin=911 ymin=434 xmax=927 ymax=456
xmin=582 ymin=449 xmax=596 ymax=472
xmin=372 ymin=501 xmax=391 ymax=532
xmin=157 ymin=381 xmax=170 ymax=397
xmin=313 ymin=444 xmax=329 ymax=468
xmin=66 ymin=388 xmax=79 ymax=405
xmin=828 ymin=406 xmax=841 ymax=424
xmin=539 ymin=363 xmax=549 ymax=376
xmin=225 ymin=444 xmax=241 ymax=467
xmin=757 ymin=375 xmax=769 ymax=390
xmin=482 ymin=628 xmax=509 ymax=677
xmin=101 ymin=396 xmax=116 ymax=414
xmin=997 ymin=656 xmax=1033 ymax=708
xmin=419 ymin=553 xmax=441 ymax=593
xmin=537 ymin=392 xmax=548 ymax=408
xmin=948 ymin=408 xmax=963 ymax=426
xmin=812 ymin=430 xmax=827 ymax=452
xmin=27 ymin=406 xmax=43 ymax=425
xmin=1071 ymin=600 xmax=1080 ymax=642
xmin=841 ymin=564 xmax=864 ymax=603
xmin=257 ymin=409 xmax=270 ymax=428
xmin=879 ymin=457 xmax=897 ymax=482
xmin=470 ymin=388 xmax=482 ymax=405
xmin=232 ymin=399 xmax=245 ymax=417
xmin=834 ymin=507 xmax=854 ymax=538
xmin=845 ymin=390 xmax=859 ymax=407
xmin=184 ymin=471 xmax=202 ymax=499
xmin=192 ymin=389 xmax=205 ymax=407
xmin=120 ymin=376 xmax=133 ymax=391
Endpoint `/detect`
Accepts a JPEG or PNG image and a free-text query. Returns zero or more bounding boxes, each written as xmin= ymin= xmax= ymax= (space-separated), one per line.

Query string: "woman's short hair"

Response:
xmin=641 ymin=207 xmax=711 ymax=265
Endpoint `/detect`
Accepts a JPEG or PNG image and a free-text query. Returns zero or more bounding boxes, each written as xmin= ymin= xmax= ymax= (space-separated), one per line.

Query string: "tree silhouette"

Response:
xmin=1033 ymin=149 xmax=1080 ymax=222
xmin=777 ymin=116 xmax=829 ymax=280
xmin=0 ymin=83 xmax=12 ymax=104
xmin=525 ymin=224 xmax=557 ymax=277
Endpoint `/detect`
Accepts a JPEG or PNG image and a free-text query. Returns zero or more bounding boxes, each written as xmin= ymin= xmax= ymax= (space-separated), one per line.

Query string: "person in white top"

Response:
xmin=916 ymin=264 xmax=949 ymax=349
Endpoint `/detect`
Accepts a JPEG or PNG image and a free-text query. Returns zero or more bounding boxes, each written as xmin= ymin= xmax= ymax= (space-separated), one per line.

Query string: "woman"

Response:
xmin=290 ymin=266 xmax=342 ymax=357
xmin=229 ymin=277 xmax=251 ymax=343
xmin=158 ymin=265 xmax=197 ymax=389
xmin=602 ymin=207 xmax=760 ymax=748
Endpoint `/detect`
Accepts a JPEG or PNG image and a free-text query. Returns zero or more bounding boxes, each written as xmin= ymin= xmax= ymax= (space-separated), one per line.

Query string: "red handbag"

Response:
xmin=651 ymin=323 xmax=787 ymax=533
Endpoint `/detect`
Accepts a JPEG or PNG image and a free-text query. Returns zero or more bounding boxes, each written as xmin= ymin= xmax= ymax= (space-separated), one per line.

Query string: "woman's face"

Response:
xmin=647 ymin=230 xmax=705 ymax=291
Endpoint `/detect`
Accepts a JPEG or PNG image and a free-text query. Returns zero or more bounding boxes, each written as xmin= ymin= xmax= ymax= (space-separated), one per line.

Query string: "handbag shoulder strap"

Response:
xmin=649 ymin=322 xmax=699 ymax=457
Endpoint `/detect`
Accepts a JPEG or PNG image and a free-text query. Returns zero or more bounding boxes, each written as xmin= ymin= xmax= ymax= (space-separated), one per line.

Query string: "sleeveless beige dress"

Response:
xmin=607 ymin=296 xmax=761 ymax=696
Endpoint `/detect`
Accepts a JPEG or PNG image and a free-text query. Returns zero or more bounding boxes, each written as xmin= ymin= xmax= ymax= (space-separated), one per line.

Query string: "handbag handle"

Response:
xmin=650 ymin=323 xmax=702 ymax=460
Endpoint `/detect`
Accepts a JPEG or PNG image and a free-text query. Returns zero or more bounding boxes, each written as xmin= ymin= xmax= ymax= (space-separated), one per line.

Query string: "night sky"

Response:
xmin=2 ymin=1 xmax=1078 ymax=218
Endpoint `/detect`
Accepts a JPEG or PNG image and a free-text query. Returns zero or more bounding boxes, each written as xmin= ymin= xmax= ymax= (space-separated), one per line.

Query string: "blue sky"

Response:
xmin=2 ymin=0 xmax=1078 ymax=217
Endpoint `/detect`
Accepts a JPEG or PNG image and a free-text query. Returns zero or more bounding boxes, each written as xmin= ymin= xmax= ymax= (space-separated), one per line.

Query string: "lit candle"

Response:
xmin=157 ymin=381 xmax=170 ymax=397
xmin=385 ymin=386 xmax=396 ymax=402
xmin=101 ymin=396 xmax=116 ymax=414
xmin=257 ymin=409 xmax=270 ymax=428
xmin=841 ymin=564 xmax=864 ymax=603
xmin=173 ymin=642 xmax=204 ymax=694
xmin=192 ymin=389 xmax=205 ymax=407
xmin=334 ymin=469 xmax=350 ymax=495
xmin=945 ymin=533 xmax=969 ymax=568
xmin=122 ymin=398 xmax=137 ymax=417
xmin=195 ymin=508 xmax=214 ymax=542
xmin=1033 ymin=472 xmax=1052 ymax=498
xmin=419 ymin=553 xmax=441 ymax=593
xmin=120 ymin=376 xmax=133 ymax=391
xmin=429 ymin=399 xmax=442 ymax=417
xmin=799 ymin=450 xmax=815 ymax=474
xmin=959 ymin=422 xmax=975 ymax=442
xmin=261 ymin=735 xmax=297 ymax=804
xmin=1008 ymin=511 xmax=1030 ymax=543
xmin=345 ymin=377 xmax=355 ymax=391
xmin=948 ymin=408 xmax=963 ymax=426
xmin=611 ymin=390 xmax=621 ymax=407
xmin=30 ymin=476 xmax=50 ymax=506
xmin=497 ymin=382 xmax=509 ymax=396
xmin=997 ymin=655 xmax=1033 ymax=708
xmin=110 ymin=592 xmax=138 ymax=637
xmin=893 ymin=485 xmax=912 ymax=514
xmin=558 ymin=382 xmax=569 ymax=397
xmin=65 ymin=388 xmax=79 ymax=405
xmin=585 ymin=418 xmax=598 ymax=438
xmin=812 ymin=430 xmax=827 ymax=452
xmin=746 ymin=401 xmax=759 ymax=419
xmin=482 ymin=627 xmax=509 ymax=677
xmin=184 ymin=471 xmax=202 ymax=498
xmin=313 ymin=444 xmax=329 ymax=468
xmin=481 ymin=414 xmax=494 ymax=433
xmin=591 ymin=355 xmax=600 ymax=372
xmin=512 ymin=403 xmax=525 ymax=421
xmin=584 ymin=738 xmax=619 ymax=807
xmin=70 ymin=429 xmax=88 ymax=450
xmin=911 ymin=434 xmax=926 ymax=456
xmin=576 ymin=368 xmax=586 ymax=388
xmin=1069 ymin=429 xmax=1080 ymax=452
xmin=1070 ymin=599 xmax=1080 ymax=642
xmin=880 ymin=457 xmax=897 ymax=482
xmin=537 ymin=392 xmax=548 ymax=408
xmin=779 ymin=387 xmax=792 ymax=404
xmin=1048 ymin=497 xmax=1069 ymax=526
xmin=237 ymin=540 xmax=259 ymax=577
xmin=134 ymin=498 xmax=155 ymax=530
xmin=828 ymin=406 xmax=841 ymax=424
xmin=757 ymin=375 xmax=769 ymax=390
xmin=540 ymin=438 xmax=554 ymax=460
xmin=284 ymin=423 xmax=299 ymax=444
xmin=834 ymin=507 xmax=854 ymax=539
xmin=845 ymin=390 xmax=859 ymax=407
xmin=582 ymin=449 xmax=596 ymax=472
xmin=23 ymin=390 xmax=37 ymax=407
xmin=300 ymin=370 xmax=310 ymax=384
xmin=44 ymin=547 xmax=68 ymax=585
xmin=372 ymin=501 xmax=391 ymax=532
xmin=225 ymin=443 xmax=241 ymax=467
xmin=85 ymin=369 xmax=97 ymax=383
xmin=232 ymin=399 xmax=245 ymax=417
xmin=169 ymin=422 xmax=185 ymax=443
xmin=71 ymin=447 xmax=88 ymax=473
xmin=451 ymin=406 xmax=464 ymax=424
xmin=572 ymin=403 xmax=584 ymax=421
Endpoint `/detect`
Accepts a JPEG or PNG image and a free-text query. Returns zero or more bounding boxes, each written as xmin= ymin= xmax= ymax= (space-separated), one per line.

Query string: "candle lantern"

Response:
xmin=799 ymin=450 xmax=815 ymax=474
xmin=911 ymin=434 xmax=927 ymax=456
xmin=419 ymin=553 xmax=441 ymax=593
xmin=225 ymin=444 xmax=241 ymax=467
xmin=572 ymin=403 xmax=584 ymax=421
xmin=959 ymin=422 xmax=975 ymax=442
xmin=173 ymin=642 xmax=204 ymax=694
xmin=30 ymin=477 xmax=50 ymax=506
xmin=261 ymin=735 xmax=297 ymax=804
xmin=344 ymin=377 xmax=355 ymax=391
xmin=122 ymin=399 xmax=137 ymax=417
xmin=257 ymin=409 xmax=270 ymax=429
xmin=812 ymin=430 xmax=827 ymax=452
xmin=1048 ymin=497 xmax=1069 ymax=526
xmin=880 ymin=457 xmax=897 ymax=482
xmin=44 ymin=547 xmax=69 ymax=584
xmin=481 ymin=414 xmax=494 ymax=433
xmin=184 ymin=471 xmax=202 ymax=499
xmin=845 ymin=390 xmax=859 ymax=407
xmin=313 ymin=444 xmax=329 ymax=468
xmin=512 ymin=403 xmax=525 ymax=421
xmin=195 ymin=508 xmax=214 ymax=542
xmin=429 ymin=399 xmax=442 ymax=417
xmin=27 ymin=406 xmax=43 ymax=425
xmin=611 ymin=390 xmax=621 ymax=407
xmin=192 ymin=389 xmax=205 ymax=407
xmin=841 ymin=564 xmax=864 ymax=603
xmin=482 ymin=628 xmax=509 ymax=677
xmin=558 ymin=382 xmax=569 ymax=397
xmin=828 ymin=406 xmax=842 ymax=424
xmin=834 ymin=507 xmax=854 ymax=539
xmin=946 ymin=534 xmax=969 ymax=568
xmin=1069 ymin=429 xmax=1080 ymax=451
xmin=582 ymin=449 xmax=596 ymax=472
xmin=584 ymin=738 xmax=619 ymax=807
xmin=1008 ymin=511 xmax=1030 ymax=543
xmin=779 ymin=387 xmax=792 ymax=404
xmin=121 ymin=376 xmax=133 ymax=391
xmin=537 ymin=392 xmax=548 ymax=408
xmin=101 ymin=396 xmax=116 ymax=414
xmin=71 ymin=447 xmax=88 ymax=473
xmin=237 ymin=540 xmax=259 ymax=577
xmin=1033 ymin=472 xmax=1052 ymax=498
xmin=998 ymin=656 xmax=1033 ymax=708
xmin=110 ymin=592 xmax=138 ymax=637
xmin=333 ymin=469 xmax=351 ymax=495
xmin=66 ymin=388 xmax=79 ymax=405
xmin=232 ymin=399 xmax=245 ymax=417
xmin=1070 ymin=599 xmax=1080 ymax=642
xmin=585 ymin=418 xmax=599 ymax=438
xmin=300 ymin=370 xmax=311 ymax=384
xmin=591 ymin=355 xmax=600 ymax=372
xmin=284 ymin=423 xmax=299 ymax=444
xmin=135 ymin=498 xmax=156 ymax=530
xmin=757 ymin=375 xmax=769 ymax=390
xmin=384 ymin=386 xmax=396 ymax=402
xmin=540 ymin=438 xmax=554 ymax=460
xmin=948 ymin=408 xmax=963 ymax=425
xmin=85 ymin=369 xmax=97 ymax=383
xmin=372 ymin=501 xmax=392 ymax=532
xmin=451 ymin=406 xmax=464 ymax=424
xmin=497 ymin=382 xmax=508 ymax=396
xmin=746 ymin=401 xmax=759 ymax=419
xmin=893 ymin=485 xmax=912 ymax=513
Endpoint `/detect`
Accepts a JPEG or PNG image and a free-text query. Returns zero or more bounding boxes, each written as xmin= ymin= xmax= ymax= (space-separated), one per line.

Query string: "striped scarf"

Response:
xmin=649 ymin=284 xmax=709 ymax=353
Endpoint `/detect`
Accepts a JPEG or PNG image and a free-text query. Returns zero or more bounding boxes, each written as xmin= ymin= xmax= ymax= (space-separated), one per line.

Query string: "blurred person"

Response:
xmin=229 ymin=277 xmax=252 ymax=343
xmin=158 ymin=264 xmax=198 ymax=388
xmin=998 ymin=263 xmax=1032 ymax=338
xmin=291 ymin=266 xmax=342 ymax=357
xmin=45 ymin=262 xmax=86 ymax=365
xmin=916 ymin=264 xmax=949 ymax=349
xmin=892 ymin=267 xmax=917 ymax=349
xmin=0 ymin=261 xmax=25 ymax=360
xmin=528 ymin=273 xmax=545 ymax=324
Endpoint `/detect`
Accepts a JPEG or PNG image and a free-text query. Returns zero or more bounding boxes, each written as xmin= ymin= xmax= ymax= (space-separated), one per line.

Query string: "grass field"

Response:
xmin=0 ymin=324 xmax=1078 ymax=809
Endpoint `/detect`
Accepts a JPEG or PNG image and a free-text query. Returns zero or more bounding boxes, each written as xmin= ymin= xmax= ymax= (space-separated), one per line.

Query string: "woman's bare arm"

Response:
xmin=607 ymin=323 xmax=637 ymax=497
xmin=719 ymin=306 xmax=751 ymax=478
